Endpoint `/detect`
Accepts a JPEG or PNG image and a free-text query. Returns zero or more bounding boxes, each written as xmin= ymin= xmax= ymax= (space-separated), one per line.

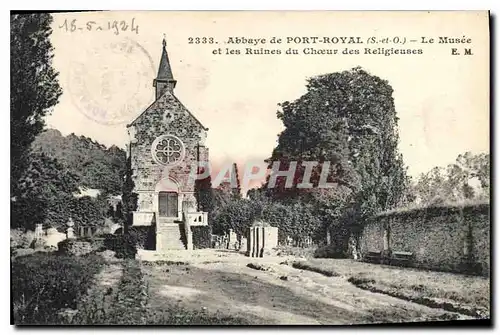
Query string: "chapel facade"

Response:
xmin=126 ymin=38 xmax=209 ymax=251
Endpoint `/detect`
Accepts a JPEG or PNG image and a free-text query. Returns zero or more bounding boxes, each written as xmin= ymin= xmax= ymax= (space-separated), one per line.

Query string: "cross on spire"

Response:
xmin=154 ymin=35 xmax=177 ymax=98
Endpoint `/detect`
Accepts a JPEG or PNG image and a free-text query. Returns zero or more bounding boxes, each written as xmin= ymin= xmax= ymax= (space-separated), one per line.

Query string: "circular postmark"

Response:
xmin=67 ymin=37 xmax=156 ymax=125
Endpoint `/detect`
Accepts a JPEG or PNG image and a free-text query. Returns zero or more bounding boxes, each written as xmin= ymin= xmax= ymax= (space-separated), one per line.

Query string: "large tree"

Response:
xmin=264 ymin=67 xmax=410 ymax=246
xmin=413 ymin=152 xmax=490 ymax=205
xmin=268 ymin=67 xmax=409 ymax=204
xmin=205 ymin=162 xmax=244 ymax=234
xmin=11 ymin=152 xmax=80 ymax=230
xmin=11 ymin=14 xmax=62 ymax=198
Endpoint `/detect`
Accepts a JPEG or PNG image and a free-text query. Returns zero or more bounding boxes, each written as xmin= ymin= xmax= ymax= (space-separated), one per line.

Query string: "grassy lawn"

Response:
xmin=142 ymin=261 xmax=257 ymax=325
xmin=11 ymin=251 xmax=147 ymax=325
xmin=12 ymin=251 xmax=252 ymax=325
xmin=77 ymin=258 xmax=250 ymax=325
xmin=296 ymin=258 xmax=490 ymax=318
xmin=140 ymin=256 xmax=469 ymax=325
xmin=145 ymin=303 xmax=251 ymax=325
xmin=11 ymin=249 xmax=489 ymax=325
xmin=11 ymin=251 xmax=107 ymax=325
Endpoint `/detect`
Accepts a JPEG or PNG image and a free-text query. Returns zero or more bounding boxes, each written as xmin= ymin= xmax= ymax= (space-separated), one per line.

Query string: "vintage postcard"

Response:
xmin=10 ymin=11 xmax=490 ymax=326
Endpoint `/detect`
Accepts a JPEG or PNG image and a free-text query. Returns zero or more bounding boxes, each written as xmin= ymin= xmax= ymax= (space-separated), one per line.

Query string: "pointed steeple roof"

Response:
xmin=126 ymin=35 xmax=208 ymax=130
xmin=157 ymin=35 xmax=175 ymax=81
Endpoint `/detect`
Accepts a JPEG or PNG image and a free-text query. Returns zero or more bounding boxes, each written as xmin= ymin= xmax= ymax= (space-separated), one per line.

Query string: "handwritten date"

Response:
xmin=58 ymin=18 xmax=139 ymax=35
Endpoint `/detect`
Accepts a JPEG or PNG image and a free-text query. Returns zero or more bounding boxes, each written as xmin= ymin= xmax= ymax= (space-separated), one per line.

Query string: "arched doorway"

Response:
xmin=158 ymin=191 xmax=178 ymax=218
xmin=155 ymin=177 xmax=181 ymax=219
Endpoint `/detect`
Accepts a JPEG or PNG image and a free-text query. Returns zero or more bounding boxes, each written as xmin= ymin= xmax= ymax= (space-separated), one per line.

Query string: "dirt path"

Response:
xmin=141 ymin=252 xmax=468 ymax=325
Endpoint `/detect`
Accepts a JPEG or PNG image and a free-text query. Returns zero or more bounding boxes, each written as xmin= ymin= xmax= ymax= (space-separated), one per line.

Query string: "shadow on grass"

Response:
xmin=348 ymin=276 xmax=489 ymax=319
xmin=291 ymin=261 xmax=340 ymax=277
xmin=143 ymin=263 xmax=391 ymax=325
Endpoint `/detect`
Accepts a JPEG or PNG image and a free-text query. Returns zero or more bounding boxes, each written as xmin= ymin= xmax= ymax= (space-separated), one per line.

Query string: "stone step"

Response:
xmin=158 ymin=226 xmax=184 ymax=233
xmin=157 ymin=225 xmax=186 ymax=250
xmin=157 ymin=217 xmax=177 ymax=224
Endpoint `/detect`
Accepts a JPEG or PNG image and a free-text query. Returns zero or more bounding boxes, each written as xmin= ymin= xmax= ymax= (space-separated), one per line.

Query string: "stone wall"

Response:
xmin=359 ymin=217 xmax=384 ymax=253
xmin=57 ymin=240 xmax=93 ymax=256
xmin=468 ymin=205 xmax=490 ymax=276
xmin=359 ymin=203 xmax=490 ymax=276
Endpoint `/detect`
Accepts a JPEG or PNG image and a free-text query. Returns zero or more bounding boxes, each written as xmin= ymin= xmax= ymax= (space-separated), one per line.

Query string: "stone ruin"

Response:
xmin=246 ymin=221 xmax=278 ymax=258
xmin=66 ymin=217 xmax=75 ymax=239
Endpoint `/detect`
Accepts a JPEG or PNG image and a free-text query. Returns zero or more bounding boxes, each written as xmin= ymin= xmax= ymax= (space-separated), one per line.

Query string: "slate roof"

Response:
xmin=157 ymin=38 xmax=175 ymax=81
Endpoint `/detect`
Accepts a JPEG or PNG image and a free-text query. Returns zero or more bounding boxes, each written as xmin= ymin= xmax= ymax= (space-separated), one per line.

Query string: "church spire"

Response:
xmin=154 ymin=35 xmax=177 ymax=99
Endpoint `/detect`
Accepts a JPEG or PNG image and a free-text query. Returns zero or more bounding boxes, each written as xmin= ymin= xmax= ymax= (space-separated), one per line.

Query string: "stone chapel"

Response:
xmin=126 ymin=38 xmax=209 ymax=251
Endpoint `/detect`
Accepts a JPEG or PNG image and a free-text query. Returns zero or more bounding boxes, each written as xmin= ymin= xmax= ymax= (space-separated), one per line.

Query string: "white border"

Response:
xmin=4 ymin=2 xmax=497 ymax=335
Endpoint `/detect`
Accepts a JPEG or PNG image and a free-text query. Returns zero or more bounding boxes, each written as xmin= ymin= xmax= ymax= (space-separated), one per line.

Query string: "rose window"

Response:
xmin=151 ymin=135 xmax=185 ymax=166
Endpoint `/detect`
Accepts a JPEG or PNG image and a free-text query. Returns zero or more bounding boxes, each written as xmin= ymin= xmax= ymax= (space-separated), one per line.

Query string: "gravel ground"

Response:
xmin=140 ymin=249 xmax=472 ymax=325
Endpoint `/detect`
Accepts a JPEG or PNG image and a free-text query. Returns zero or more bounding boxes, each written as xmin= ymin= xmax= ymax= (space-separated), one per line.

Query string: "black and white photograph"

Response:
xmin=10 ymin=10 xmax=490 ymax=326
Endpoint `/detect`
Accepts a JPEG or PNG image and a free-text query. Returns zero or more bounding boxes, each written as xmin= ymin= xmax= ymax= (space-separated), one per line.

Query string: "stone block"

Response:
xmin=247 ymin=226 xmax=278 ymax=258
xmin=58 ymin=240 xmax=93 ymax=256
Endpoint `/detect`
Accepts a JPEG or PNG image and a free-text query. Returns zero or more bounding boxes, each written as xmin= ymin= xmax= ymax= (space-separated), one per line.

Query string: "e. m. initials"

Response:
xmin=421 ymin=36 xmax=473 ymax=56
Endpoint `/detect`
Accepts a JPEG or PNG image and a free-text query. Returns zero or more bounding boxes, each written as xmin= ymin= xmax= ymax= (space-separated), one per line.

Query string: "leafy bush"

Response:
xmin=274 ymin=246 xmax=315 ymax=258
xmin=99 ymin=233 xmax=116 ymax=240
xmin=313 ymin=244 xmax=349 ymax=259
xmin=90 ymin=237 xmax=106 ymax=252
xmin=129 ymin=226 xmax=156 ymax=250
xmin=211 ymin=197 xmax=261 ymax=236
xmin=75 ymin=236 xmax=93 ymax=242
xmin=191 ymin=226 xmax=211 ymax=249
xmin=11 ymin=252 xmax=106 ymax=324
xmin=11 ymin=248 xmax=36 ymax=258
xmin=12 ymin=152 xmax=80 ymax=231
xmin=211 ymin=196 xmax=324 ymax=246
xmin=10 ymin=229 xmax=35 ymax=250
xmin=258 ymin=201 xmax=322 ymax=245
xmin=70 ymin=196 xmax=105 ymax=228
xmin=11 ymin=149 xmax=108 ymax=232
xmin=122 ymin=156 xmax=138 ymax=227
xmin=57 ymin=237 xmax=106 ymax=255
xmin=103 ymin=234 xmax=137 ymax=259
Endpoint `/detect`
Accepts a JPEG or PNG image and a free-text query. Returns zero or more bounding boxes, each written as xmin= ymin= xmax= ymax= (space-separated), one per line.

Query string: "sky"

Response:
xmin=46 ymin=11 xmax=490 ymax=185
